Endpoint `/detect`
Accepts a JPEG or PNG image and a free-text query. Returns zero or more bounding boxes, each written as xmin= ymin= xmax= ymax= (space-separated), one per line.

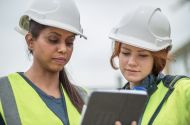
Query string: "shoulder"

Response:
xmin=0 ymin=73 xmax=20 ymax=80
xmin=174 ymin=77 xmax=190 ymax=108
xmin=161 ymin=75 xmax=190 ymax=89
xmin=73 ymin=85 xmax=89 ymax=104
xmin=175 ymin=77 xmax=190 ymax=96
xmin=160 ymin=75 xmax=190 ymax=98
xmin=175 ymin=77 xmax=190 ymax=90
xmin=0 ymin=76 xmax=9 ymax=85
xmin=0 ymin=73 xmax=22 ymax=86
xmin=74 ymin=85 xmax=88 ymax=94
xmin=171 ymin=77 xmax=190 ymax=103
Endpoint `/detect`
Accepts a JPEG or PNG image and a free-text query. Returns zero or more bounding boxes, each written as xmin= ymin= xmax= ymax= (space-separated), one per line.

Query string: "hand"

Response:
xmin=115 ymin=121 xmax=137 ymax=125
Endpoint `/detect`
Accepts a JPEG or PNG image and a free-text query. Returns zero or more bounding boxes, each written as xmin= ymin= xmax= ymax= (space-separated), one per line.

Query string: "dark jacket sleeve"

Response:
xmin=0 ymin=113 xmax=5 ymax=125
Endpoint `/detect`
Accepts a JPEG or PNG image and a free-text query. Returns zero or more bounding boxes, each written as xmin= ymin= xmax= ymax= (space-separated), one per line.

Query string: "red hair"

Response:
xmin=110 ymin=42 xmax=171 ymax=76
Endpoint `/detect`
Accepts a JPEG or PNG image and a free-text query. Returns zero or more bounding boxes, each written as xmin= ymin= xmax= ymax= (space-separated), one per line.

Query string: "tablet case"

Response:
xmin=81 ymin=90 xmax=147 ymax=125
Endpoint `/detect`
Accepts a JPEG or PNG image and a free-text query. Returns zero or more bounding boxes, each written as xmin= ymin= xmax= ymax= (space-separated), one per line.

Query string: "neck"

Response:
xmin=129 ymin=82 xmax=141 ymax=89
xmin=25 ymin=65 xmax=61 ymax=98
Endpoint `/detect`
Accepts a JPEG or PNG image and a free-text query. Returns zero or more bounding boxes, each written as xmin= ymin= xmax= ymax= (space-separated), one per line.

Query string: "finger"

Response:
xmin=115 ymin=121 xmax=121 ymax=125
xmin=131 ymin=121 xmax=137 ymax=125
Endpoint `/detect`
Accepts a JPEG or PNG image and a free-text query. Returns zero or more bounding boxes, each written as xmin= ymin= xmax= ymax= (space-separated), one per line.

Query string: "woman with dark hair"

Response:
xmin=0 ymin=0 xmax=87 ymax=125
xmin=110 ymin=6 xmax=190 ymax=125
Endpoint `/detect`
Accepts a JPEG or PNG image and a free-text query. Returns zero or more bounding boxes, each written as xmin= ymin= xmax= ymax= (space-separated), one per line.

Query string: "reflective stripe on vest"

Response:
xmin=0 ymin=73 xmax=81 ymax=125
xmin=0 ymin=76 xmax=22 ymax=125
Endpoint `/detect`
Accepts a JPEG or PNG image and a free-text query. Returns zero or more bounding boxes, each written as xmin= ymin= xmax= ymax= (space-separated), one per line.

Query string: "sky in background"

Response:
xmin=0 ymin=0 xmax=190 ymax=89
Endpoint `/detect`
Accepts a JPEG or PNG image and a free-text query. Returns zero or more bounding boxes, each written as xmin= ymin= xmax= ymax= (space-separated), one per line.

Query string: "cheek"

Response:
xmin=143 ymin=58 xmax=154 ymax=74
xmin=119 ymin=54 xmax=126 ymax=65
xmin=33 ymin=38 xmax=51 ymax=53
xmin=38 ymin=44 xmax=54 ymax=57
xmin=120 ymin=56 xmax=130 ymax=66
xmin=118 ymin=56 xmax=124 ymax=68
xmin=66 ymin=47 xmax=73 ymax=60
xmin=119 ymin=60 xmax=125 ymax=69
xmin=119 ymin=56 xmax=128 ymax=72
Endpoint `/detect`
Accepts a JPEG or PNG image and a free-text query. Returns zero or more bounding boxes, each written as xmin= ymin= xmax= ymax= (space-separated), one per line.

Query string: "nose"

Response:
xmin=57 ymin=42 xmax=67 ymax=53
xmin=127 ymin=56 xmax=137 ymax=66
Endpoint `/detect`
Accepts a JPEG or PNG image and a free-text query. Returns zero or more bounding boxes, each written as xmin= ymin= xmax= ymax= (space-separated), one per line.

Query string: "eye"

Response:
xmin=139 ymin=54 xmax=148 ymax=57
xmin=139 ymin=53 xmax=150 ymax=58
xmin=122 ymin=52 xmax=130 ymax=56
xmin=120 ymin=50 xmax=130 ymax=56
xmin=65 ymin=36 xmax=75 ymax=47
xmin=48 ymin=36 xmax=60 ymax=44
xmin=49 ymin=39 xmax=59 ymax=44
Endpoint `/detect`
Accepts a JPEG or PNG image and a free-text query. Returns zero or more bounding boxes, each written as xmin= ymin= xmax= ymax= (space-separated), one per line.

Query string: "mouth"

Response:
xmin=52 ymin=57 xmax=66 ymax=64
xmin=126 ymin=69 xmax=139 ymax=73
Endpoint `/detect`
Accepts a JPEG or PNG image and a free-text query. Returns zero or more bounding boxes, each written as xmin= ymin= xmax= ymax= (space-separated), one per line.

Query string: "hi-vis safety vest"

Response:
xmin=0 ymin=73 xmax=83 ymax=125
xmin=141 ymin=77 xmax=190 ymax=125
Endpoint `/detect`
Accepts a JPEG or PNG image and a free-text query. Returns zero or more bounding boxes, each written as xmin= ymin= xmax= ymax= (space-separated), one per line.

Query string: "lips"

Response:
xmin=52 ymin=57 xmax=66 ymax=64
xmin=126 ymin=69 xmax=139 ymax=73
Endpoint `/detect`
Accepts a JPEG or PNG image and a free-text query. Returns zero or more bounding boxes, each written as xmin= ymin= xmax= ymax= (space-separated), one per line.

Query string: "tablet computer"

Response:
xmin=80 ymin=90 xmax=147 ymax=125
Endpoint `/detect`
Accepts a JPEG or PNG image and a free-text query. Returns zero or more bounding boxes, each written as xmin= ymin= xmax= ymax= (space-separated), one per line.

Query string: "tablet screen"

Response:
xmin=80 ymin=90 xmax=147 ymax=125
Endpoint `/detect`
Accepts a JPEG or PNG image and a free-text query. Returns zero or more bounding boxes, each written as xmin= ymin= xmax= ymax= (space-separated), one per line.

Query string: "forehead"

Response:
xmin=41 ymin=26 xmax=75 ymax=37
xmin=120 ymin=43 xmax=150 ymax=52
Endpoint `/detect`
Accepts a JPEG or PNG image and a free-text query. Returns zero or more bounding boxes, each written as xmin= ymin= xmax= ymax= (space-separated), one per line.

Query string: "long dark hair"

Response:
xmin=59 ymin=70 xmax=84 ymax=113
xmin=29 ymin=20 xmax=84 ymax=113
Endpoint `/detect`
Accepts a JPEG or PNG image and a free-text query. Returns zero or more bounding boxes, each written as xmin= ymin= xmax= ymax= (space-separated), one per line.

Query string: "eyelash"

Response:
xmin=66 ymin=42 xmax=74 ymax=47
xmin=48 ymin=39 xmax=59 ymax=44
xmin=139 ymin=54 xmax=148 ymax=57
xmin=121 ymin=52 xmax=149 ymax=57
xmin=48 ymin=39 xmax=75 ymax=48
xmin=121 ymin=52 xmax=130 ymax=56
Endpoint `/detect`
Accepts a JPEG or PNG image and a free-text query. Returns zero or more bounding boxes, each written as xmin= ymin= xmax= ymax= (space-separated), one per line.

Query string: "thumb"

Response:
xmin=115 ymin=121 xmax=122 ymax=125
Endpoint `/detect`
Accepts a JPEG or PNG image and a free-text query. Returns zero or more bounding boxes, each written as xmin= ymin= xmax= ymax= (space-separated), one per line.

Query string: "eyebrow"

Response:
xmin=48 ymin=32 xmax=76 ymax=38
xmin=121 ymin=47 xmax=148 ymax=53
xmin=49 ymin=32 xmax=61 ymax=36
xmin=67 ymin=34 xmax=76 ymax=38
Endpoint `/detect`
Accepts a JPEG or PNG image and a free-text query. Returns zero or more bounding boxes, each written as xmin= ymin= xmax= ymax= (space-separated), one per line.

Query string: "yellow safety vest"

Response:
xmin=0 ymin=73 xmax=81 ymax=125
xmin=141 ymin=77 xmax=190 ymax=125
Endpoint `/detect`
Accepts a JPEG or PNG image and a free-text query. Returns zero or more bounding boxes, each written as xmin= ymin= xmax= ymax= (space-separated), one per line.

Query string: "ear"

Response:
xmin=25 ymin=33 xmax=34 ymax=51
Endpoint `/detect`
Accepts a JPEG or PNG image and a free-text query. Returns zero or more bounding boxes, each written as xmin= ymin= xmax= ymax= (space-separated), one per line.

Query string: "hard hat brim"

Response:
xmin=17 ymin=15 xmax=87 ymax=39
xmin=109 ymin=32 xmax=171 ymax=52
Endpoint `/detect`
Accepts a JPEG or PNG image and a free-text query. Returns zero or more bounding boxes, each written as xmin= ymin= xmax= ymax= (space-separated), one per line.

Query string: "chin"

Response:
xmin=125 ymin=76 xmax=142 ymax=84
xmin=48 ymin=66 xmax=64 ymax=73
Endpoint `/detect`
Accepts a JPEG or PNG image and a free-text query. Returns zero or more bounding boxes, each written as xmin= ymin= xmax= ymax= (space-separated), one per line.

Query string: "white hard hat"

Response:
xmin=16 ymin=0 xmax=87 ymax=39
xmin=109 ymin=6 xmax=172 ymax=51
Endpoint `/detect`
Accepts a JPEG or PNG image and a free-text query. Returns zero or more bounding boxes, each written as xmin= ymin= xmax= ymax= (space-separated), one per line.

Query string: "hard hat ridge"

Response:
xmin=109 ymin=6 xmax=172 ymax=51
xmin=16 ymin=0 xmax=86 ymax=39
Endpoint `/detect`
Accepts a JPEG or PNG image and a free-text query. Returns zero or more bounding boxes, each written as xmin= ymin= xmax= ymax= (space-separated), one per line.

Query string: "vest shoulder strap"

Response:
xmin=148 ymin=75 xmax=189 ymax=125
xmin=74 ymin=85 xmax=88 ymax=104
xmin=162 ymin=75 xmax=188 ymax=89
xmin=0 ymin=76 xmax=22 ymax=125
